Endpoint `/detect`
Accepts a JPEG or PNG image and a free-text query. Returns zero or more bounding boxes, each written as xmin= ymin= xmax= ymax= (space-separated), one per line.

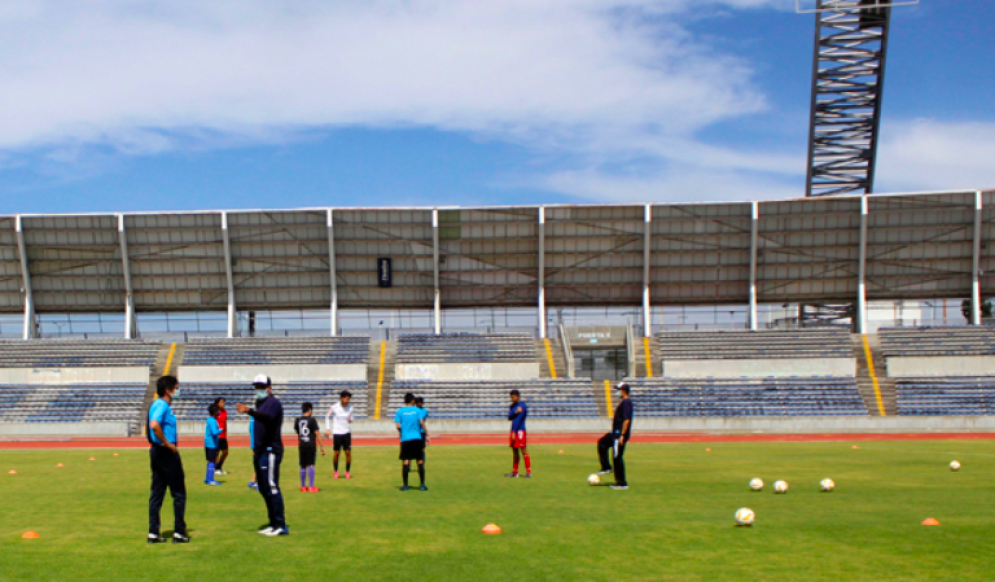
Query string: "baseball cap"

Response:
xmin=615 ymin=381 xmax=630 ymax=393
xmin=252 ymin=374 xmax=271 ymax=386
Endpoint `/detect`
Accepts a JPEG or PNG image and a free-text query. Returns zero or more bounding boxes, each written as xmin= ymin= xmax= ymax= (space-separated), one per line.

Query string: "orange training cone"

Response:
xmin=852 ymin=445 xmax=858 ymax=449
xmin=21 ymin=531 xmax=39 ymax=539
xmin=922 ymin=518 xmax=940 ymax=526
xmin=56 ymin=464 xmax=64 ymax=468
xmin=705 ymin=448 xmax=711 ymax=452
xmin=89 ymin=457 xmax=96 ymax=461
xmin=558 ymin=450 xmax=564 ymax=454
xmin=8 ymin=470 xmax=16 ymax=474
xmin=113 ymin=453 xmax=119 ymax=457
xmin=482 ymin=523 xmax=502 ymax=535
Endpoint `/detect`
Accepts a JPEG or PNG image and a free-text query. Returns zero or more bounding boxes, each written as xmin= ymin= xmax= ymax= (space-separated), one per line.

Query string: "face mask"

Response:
xmin=255 ymin=389 xmax=268 ymax=401
xmin=171 ymin=389 xmax=181 ymax=399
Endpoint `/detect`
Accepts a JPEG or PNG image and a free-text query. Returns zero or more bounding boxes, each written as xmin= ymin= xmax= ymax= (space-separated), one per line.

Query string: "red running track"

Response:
xmin=2 ymin=432 xmax=995 ymax=450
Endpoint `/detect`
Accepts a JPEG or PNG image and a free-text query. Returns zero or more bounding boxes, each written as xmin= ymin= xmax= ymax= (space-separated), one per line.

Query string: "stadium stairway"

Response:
xmin=366 ymin=340 xmax=396 ymax=420
xmin=133 ymin=342 xmax=185 ymax=435
xmin=537 ymin=338 xmax=567 ymax=379
xmin=852 ymin=334 xmax=897 ymax=416
xmin=633 ymin=336 xmax=660 ymax=377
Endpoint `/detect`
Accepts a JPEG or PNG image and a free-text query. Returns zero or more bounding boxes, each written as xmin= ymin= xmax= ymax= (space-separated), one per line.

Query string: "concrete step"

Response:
xmin=633 ymin=336 xmax=660 ymax=378
xmin=366 ymin=340 xmax=396 ymax=420
xmin=852 ymin=334 xmax=897 ymax=416
xmin=537 ymin=339 xmax=568 ymax=378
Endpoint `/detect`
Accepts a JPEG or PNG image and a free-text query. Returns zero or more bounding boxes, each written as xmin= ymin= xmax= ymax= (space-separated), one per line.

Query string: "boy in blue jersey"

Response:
xmin=394 ymin=393 xmax=429 ymax=491
xmin=204 ymin=404 xmax=222 ymax=486
xmin=506 ymin=389 xmax=531 ymax=478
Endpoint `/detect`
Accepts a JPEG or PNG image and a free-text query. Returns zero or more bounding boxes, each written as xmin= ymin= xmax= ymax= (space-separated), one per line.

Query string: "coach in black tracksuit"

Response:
xmin=597 ymin=382 xmax=633 ymax=490
xmin=236 ymin=375 xmax=287 ymax=536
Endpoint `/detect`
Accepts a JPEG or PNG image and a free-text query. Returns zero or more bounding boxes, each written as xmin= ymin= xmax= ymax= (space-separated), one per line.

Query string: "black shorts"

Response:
xmin=218 ymin=437 xmax=229 ymax=451
xmin=204 ymin=447 xmax=218 ymax=463
xmin=299 ymin=446 xmax=317 ymax=468
xmin=333 ymin=434 xmax=352 ymax=451
xmin=399 ymin=439 xmax=424 ymax=461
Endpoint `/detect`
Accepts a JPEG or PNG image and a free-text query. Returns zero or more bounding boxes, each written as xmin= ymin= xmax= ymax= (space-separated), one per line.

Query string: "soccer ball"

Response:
xmin=820 ymin=478 xmax=835 ymax=492
xmin=950 ymin=460 xmax=961 ymax=472
xmin=749 ymin=478 xmax=764 ymax=491
xmin=773 ymin=480 xmax=789 ymax=494
xmin=587 ymin=473 xmax=601 ymax=486
xmin=734 ymin=507 xmax=755 ymax=526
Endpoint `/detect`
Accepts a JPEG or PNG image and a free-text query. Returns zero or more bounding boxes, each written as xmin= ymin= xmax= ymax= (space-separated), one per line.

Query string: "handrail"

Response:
xmin=625 ymin=323 xmax=636 ymax=378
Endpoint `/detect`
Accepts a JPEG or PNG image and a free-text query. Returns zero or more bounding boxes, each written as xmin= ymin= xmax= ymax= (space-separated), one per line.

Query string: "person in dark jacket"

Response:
xmin=236 ymin=374 xmax=287 ymax=536
xmin=597 ymin=382 xmax=633 ymax=490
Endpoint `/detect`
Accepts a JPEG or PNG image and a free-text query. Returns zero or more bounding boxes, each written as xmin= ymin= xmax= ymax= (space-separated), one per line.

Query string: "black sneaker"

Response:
xmin=172 ymin=532 xmax=191 ymax=544
xmin=419 ymin=484 xmax=428 ymax=491
xmin=147 ymin=534 xmax=166 ymax=544
xmin=504 ymin=472 xmax=519 ymax=478
xmin=522 ymin=473 xmax=532 ymax=478
xmin=399 ymin=486 xmax=410 ymax=491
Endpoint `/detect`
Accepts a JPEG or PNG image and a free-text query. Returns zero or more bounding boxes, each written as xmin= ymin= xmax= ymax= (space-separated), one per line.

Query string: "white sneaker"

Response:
xmin=257 ymin=526 xmax=274 ymax=535
xmin=215 ymin=469 xmax=227 ymax=476
xmin=264 ymin=527 xmax=289 ymax=537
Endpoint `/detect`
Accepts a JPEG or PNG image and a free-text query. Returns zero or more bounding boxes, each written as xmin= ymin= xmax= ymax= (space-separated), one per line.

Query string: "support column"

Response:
xmin=327 ymin=209 xmax=339 ymax=336
xmin=432 ymin=209 xmax=441 ymax=335
xmin=538 ymin=206 xmax=547 ymax=339
xmin=972 ymin=190 xmax=983 ymax=325
xmin=642 ymin=204 xmax=652 ymax=337
xmin=857 ymin=196 xmax=869 ymax=333
xmin=748 ymin=201 xmax=759 ymax=331
xmin=118 ymin=214 xmax=136 ymax=338
xmin=221 ymin=212 xmax=237 ymax=338
xmin=15 ymin=215 xmax=37 ymax=339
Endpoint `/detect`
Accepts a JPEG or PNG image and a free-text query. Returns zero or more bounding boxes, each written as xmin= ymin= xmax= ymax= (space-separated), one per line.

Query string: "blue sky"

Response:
xmin=0 ymin=0 xmax=992 ymax=215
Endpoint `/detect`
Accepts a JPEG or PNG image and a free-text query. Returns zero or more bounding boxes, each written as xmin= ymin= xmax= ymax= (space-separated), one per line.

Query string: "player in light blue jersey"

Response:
xmin=394 ymin=393 xmax=429 ymax=491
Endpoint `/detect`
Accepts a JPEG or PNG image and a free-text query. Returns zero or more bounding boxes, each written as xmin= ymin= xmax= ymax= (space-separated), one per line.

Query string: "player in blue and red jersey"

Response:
xmin=505 ymin=389 xmax=531 ymax=478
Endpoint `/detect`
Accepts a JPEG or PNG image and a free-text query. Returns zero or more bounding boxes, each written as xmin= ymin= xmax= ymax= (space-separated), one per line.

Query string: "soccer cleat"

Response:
xmin=148 ymin=533 xmax=166 ymax=544
xmin=399 ymin=486 xmax=409 ymax=491
xmin=258 ymin=526 xmax=275 ymax=535
xmin=345 ymin=472 xmax=351 ymax=479
xmin=597 ymin=469 xmax=613 ymax=475
xmin=172 ymin=532 xmax=190 ymax=543
xmin=205 ymin=480 xmax=222 ymax=486
xmin=333 ymin=471 xmax=339 ymax=479
xmin=609 ymin=484 xmax=629 ymax=490
xmin=248 ymin=481 xmax=258 ymax=489
xmin=523 ymin=473 xmax=532 ymax=478
xmin=214 ymin=469 xmax=227 ymax=476
xmin=504 ymin=472 xmax=519 ymax=478
xmin=419 ymin=484 xmax=428 ymax=491
xmin=265 ymin=527 xmax=289 ymax=537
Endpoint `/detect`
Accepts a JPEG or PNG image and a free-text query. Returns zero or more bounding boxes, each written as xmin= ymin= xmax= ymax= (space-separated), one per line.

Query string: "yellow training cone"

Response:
xmin=482 ymin=523 xmax=502 ymax=535
xmin=22 ymin=531 xmax=39 ymax=539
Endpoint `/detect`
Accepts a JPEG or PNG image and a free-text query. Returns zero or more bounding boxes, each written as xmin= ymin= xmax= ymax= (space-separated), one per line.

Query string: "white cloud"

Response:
xmin=876 ymin=119 xmax=995 ymax=192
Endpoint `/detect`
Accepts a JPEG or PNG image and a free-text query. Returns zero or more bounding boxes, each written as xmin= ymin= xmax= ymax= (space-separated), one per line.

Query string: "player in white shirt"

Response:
xmin=324 ymin=390 xmax=355 ymax=479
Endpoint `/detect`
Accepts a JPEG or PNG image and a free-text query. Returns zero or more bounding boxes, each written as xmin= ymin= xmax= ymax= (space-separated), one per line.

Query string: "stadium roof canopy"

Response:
xmin=1 ymin=189 xmax=992 ymax=338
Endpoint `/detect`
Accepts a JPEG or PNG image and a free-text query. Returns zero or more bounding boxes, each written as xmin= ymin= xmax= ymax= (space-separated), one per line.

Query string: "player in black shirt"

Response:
xmin=597 ymin=382 xmax=633 ymax=490
xmin=295 ymin=402 xmax=325 ymax=492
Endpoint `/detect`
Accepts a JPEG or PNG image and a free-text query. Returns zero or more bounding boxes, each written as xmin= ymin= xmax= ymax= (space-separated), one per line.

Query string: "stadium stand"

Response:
xmin=394 ymin=333 xmax=537 ymax=363
xmin=896 ymin=377 xmax=995 ymax=416
xmin=388 ymin=379 xmax=599 ymax=419
xmin=0 ymin=339 xmax=160 ymax=368
xmin=169 ymin=381 xmax=369 ymax=422
xmin=182 ymin=336 xmax=370 ymax=365
xmin=621 ymin=378 xmax=867 ymax=417
xmin=655 ymin=329 xmax=853 ymax=360
xmin=0 ymin=383 xmax=147 ymax=422
xmin=879 ymin=326 xmax=995 ymax=357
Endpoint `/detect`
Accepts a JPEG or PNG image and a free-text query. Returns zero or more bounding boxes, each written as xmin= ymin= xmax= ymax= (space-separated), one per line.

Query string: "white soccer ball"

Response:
xmin=734 ymin=507 xmax=755 ymax=526
xmin=773 ymin=480 xmax=789 ymax=494
xmin=950 ymin=460 xmax=961 ymax=472
xmin=820 ymin=478 xmax=835 ymax=492
xmin=749 ymin=478 xmax=764 ymax=491
xmin=587 ymin=473 xmax=601 ymax=486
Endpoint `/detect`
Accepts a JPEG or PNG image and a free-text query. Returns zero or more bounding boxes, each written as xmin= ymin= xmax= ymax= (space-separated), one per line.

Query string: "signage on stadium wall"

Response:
xmin=377 ymin=258 xmax=392 ymax=288
xmin=564 ymin=325 xmax=628 ymax=348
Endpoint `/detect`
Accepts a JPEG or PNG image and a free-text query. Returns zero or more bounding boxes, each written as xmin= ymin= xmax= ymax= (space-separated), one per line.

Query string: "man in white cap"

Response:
xmin=235 ymin=375 xmax=288 ymax=536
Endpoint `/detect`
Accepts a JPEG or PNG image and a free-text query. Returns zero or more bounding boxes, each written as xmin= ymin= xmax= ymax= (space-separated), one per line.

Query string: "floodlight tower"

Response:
xmin=801 ymin=0 xmax=918 ymax=197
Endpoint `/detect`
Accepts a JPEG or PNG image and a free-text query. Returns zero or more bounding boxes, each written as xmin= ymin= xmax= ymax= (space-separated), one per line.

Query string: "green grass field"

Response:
xmin=1 ymin=439 xmax=994 ymax=581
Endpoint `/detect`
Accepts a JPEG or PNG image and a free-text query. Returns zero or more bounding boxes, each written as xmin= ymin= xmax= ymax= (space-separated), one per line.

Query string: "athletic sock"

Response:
xmin=402 ymin=464 xmax=410 ymax=487
xmin=346 ymin=461 xmax=351 ymax=472
xmin=308 ymin=466 xmax=315 ymax=488
xmin=513 ymin=459 xmax=519 ymax=474
xmin=418 ymin=464 xmax=425 ymax=486
xmin=300 ymin=468 xmax=306 ymax=488
xmin=524 ymin=454 xmax=532 ymax=473
xmin=333 ymin=459 xmax=339 ymax=471
xmin=206 ymin=462 xmax=215 ymax=482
